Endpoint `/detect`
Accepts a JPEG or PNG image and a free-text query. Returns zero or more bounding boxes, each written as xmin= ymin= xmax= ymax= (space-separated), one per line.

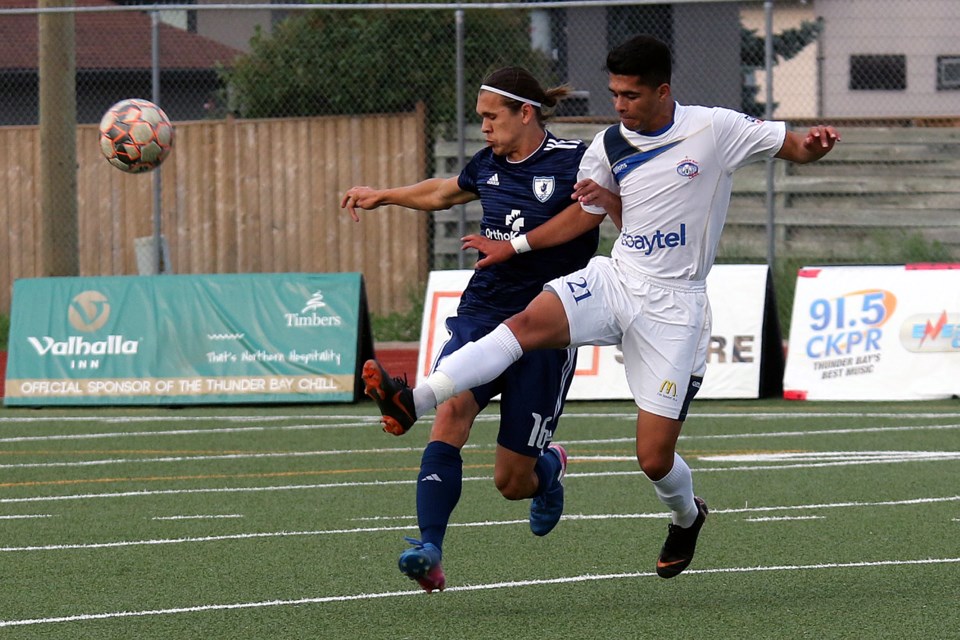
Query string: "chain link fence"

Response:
xmin=1 ymin=0 xmax=958 ymax=330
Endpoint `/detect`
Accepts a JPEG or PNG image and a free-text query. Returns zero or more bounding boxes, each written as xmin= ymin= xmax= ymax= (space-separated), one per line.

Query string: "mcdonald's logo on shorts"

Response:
xmin=658 ymin=379 xmax=678 ymax=400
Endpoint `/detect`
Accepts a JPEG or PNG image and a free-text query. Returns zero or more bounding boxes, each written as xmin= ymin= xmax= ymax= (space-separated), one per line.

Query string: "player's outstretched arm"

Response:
xmin=463 ymin=201 xmax=607 ymax=269
xmin=776 ymin=125 xmax=841 ymax=164
xmin=341 ymin=177 xmax=474 ymax=221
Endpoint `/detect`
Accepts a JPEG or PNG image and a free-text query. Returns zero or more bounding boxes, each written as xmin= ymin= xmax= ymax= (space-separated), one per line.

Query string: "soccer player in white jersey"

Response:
xmin=343 ymin=67 xmax=619 ymax=592
xmin=361 ymin=35 xmax=840 ymax=579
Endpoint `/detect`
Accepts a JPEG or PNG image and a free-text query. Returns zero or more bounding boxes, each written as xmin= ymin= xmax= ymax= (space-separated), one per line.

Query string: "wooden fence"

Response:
xmin=0 ymin=107 xmax=428 ymax=316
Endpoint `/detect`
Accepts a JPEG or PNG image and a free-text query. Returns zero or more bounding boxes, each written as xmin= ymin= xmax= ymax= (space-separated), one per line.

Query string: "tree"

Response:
xmin=219 ymin=9 xmax=552 ymax=128
xmin=741 ymin=19 xmax=822 ymax=117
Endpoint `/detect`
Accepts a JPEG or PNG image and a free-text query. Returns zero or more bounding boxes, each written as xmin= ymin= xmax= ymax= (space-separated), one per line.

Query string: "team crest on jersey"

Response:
xmin=533 ymin=177 xmax=555 ymax=202
xmin=676 ymin=158 xmax=700 ymax=179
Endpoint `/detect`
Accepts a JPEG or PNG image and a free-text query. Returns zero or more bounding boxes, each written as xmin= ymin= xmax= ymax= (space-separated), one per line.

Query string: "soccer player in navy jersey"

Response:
xmin=360 ymin=36 xmax=840 ymax=580
xmin=342 ymin=67 xmax=619 ymax=593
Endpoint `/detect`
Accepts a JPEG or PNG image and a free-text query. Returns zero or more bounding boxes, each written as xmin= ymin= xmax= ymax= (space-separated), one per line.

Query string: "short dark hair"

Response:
xmin=605 ymin=35 xmax=672 ymax=88
xmin=481 ymin=66 xmax=571 ymax=122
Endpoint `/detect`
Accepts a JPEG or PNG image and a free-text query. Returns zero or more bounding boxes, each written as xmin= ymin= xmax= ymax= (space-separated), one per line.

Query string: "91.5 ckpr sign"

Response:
xmin=783 ymin=265 xmax=960 ymax=400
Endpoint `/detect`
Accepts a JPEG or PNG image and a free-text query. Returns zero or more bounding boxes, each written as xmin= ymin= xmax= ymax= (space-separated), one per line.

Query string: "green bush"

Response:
xmin=0 ymin=314 xmax=8 ymax=351
xmin=762 ymin=230 xmax=953 ymax=337
xmin=370 ymin=285 xmax=426 ymax=343
xmin=219 ymin=9 xmax=552 ymax=127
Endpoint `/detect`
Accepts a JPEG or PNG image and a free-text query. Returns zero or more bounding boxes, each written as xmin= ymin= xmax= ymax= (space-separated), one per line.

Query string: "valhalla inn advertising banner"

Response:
xmin=3 ymin=273 xmax=373 ymax=406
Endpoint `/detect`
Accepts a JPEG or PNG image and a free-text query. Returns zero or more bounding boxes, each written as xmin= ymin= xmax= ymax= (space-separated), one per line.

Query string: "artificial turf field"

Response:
xmin=0 ymin=398 xmax=957 ymax=639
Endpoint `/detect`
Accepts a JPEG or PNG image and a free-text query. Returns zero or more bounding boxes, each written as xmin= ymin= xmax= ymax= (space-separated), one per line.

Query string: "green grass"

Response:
xmin=0 ymin=399 xmax=958 ymax=638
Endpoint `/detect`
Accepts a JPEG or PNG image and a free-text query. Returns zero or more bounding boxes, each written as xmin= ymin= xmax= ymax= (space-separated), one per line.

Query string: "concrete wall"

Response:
xmin=818 ymin=0 xmax=960 ymax=117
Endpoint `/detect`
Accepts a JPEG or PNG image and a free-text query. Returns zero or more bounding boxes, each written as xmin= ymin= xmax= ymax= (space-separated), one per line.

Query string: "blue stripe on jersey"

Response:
xmin=602 ymin=125 xmax=684 ymax=183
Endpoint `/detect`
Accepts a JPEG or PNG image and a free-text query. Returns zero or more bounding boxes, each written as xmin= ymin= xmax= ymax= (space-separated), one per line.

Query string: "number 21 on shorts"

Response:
xmin=566 ymin=277 xmax=592 ymax=304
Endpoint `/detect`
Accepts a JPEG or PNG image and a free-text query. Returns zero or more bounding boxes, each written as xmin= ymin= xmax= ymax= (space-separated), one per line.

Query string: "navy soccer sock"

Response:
xmin=416 ymin=440 xmax=464 ymax=553
xmin=533 ymin=447 xmax=562 ymax=497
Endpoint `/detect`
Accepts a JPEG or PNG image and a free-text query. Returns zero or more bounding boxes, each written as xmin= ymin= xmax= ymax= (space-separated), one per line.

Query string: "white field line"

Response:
xmin=0 ymin=446 xmax=432 ymax=469
xmin=0 ymin=556 xmax=957 ymax=629
xmin=2 ymin=495 xmax=957 ymax=553
xmin=151 ymin=515 xmax=244 ymax=521
xmin=0 ymin=514 xmax=53 ymax=520
xmin=698 ymin=451 xmax=960 ymax=462
xmin=744 ymin=516 xmax=825 ymax=522
xmin=4 ymin=450 xmax=960 ymax=505
xmin=4 ymin=423 xmax=960 ymax=470
xmin=0 ymin=422 xmax=377 ymax=444
xmin=2 ymin=413 xmax=960 ymax=445
xmin=0 ymin=415 xmax=377 ymax=424
xmin=4 ymin=411 xmax=960 ymax=426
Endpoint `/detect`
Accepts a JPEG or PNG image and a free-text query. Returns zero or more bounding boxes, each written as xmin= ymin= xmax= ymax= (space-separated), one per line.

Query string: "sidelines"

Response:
xmin=2 ymin=495 xmax=957 ymax=553
xmin=2 ymin=557 xmax=958 ymax=629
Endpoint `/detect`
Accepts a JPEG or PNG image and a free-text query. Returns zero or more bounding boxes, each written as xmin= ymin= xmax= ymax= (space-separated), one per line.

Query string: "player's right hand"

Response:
xmin=340 ymin=186 xmax=379 ymax=221
xmin=461 ymin=234 xmax=515 ymax=269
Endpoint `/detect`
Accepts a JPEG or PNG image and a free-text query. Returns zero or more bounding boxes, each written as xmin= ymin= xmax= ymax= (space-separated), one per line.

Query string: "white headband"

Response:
xmin=480 ymin=85 xmax=542 ymax=108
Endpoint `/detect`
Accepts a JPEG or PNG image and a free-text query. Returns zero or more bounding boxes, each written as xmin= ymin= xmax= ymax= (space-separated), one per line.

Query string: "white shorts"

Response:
xmin=545 ymin=256 xmax=711 ymax=419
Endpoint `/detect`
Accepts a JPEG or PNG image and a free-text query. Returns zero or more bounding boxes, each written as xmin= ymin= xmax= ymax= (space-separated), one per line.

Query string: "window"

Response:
xmin=937 ymin=56 xmax=960 ymax=90
xmin=849 ymin=55 xmax=906 ymax=91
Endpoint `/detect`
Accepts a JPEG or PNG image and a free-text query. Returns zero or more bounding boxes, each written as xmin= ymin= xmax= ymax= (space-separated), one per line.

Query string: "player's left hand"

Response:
xmin=802 ymin=125 xmax=841 ymax=154
xmin=340 ymin=186 xmax=380 ymax=221
xmin=572 ymin=178 xmax=616 ymax=209
xmin=461 ymin=234 xmax=514 ymax=269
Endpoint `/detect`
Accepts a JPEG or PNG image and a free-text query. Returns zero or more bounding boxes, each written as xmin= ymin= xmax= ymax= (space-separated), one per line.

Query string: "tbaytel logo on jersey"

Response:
xmin=620 ymin=224 xmax=687 ymax=255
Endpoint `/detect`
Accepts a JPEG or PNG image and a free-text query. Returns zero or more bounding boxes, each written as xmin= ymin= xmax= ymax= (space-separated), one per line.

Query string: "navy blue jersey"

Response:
xmin=456 ymin=132 xmax=599 ymax=321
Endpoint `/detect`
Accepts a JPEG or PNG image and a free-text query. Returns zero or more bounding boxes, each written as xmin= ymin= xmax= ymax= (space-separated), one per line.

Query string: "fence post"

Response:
xmin=38 ymin=0 xmax=78 ymax=276
xmin=763 ymin=0 xmax=776 ymax=272
xmin=150 ymin=10 xmax=166 ymax=275
xmin=455 ymin=8 xmax=466 ymax=269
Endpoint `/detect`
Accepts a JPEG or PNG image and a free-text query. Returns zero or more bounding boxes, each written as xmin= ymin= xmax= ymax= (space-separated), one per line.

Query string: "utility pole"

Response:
xmin=38 ymin=0 xmax=79 ymax=276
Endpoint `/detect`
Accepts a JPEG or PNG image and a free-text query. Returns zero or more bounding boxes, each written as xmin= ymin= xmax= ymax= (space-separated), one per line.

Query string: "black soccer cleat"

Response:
xmin=656 ymin=496 xmax=708 ymax=578
xmin=361 ymin=359 xmax=417 ymax=435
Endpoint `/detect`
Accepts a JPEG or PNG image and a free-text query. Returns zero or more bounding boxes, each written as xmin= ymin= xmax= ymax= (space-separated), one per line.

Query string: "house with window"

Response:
xmin=0 ymin=0 xmax=241 ymax=125
xmin=818 ymin=0 xmax=958 ymax=118
xmin=743 ymin=0 xmax=959 ymax=119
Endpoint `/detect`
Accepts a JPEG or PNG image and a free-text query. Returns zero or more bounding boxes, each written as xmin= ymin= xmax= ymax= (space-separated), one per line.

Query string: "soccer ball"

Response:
xmin=98 ymin=98 xmax=174 ymax=173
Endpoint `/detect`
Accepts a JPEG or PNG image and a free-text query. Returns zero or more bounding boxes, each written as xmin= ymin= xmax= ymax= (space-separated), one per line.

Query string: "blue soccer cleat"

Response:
xmin=398 ymin=537 xmax=446 ymax=593
xmin=529 ymin=444 xmax=567 ymax=536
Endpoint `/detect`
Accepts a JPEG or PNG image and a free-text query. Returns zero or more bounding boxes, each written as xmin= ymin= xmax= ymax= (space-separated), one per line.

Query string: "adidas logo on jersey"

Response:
xmin=486 ymin=173 xmax=500 ymax=186
xmin=421 ymin=473 xmax=442 ymax=482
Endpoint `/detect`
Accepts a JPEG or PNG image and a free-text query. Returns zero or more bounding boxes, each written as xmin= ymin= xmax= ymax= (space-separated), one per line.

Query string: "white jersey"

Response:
xmin=579 ymin=103 xmax=786 ymax=282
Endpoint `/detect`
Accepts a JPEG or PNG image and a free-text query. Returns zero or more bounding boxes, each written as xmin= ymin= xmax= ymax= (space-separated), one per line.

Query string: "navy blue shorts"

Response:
xmin=434 ymin=315 xmax=578 ymax=458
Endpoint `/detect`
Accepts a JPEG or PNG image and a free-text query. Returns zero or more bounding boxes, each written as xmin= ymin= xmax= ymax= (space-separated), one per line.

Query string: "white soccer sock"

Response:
xmin=411 ymin=383 xmax=440 ymax=420
xmin=421 ymin=324 xmax=524 ymax=407
xmin=650 ymin=453 xmax=699 ymax=528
